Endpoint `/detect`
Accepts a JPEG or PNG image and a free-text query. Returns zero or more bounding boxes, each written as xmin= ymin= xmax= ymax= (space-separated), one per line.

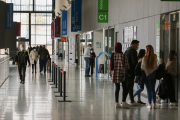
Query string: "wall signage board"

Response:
xmin=62 ymin=10 xmax=67 ymax=35
xmin=71 ymin=0 xmax=77 ymax=32
xmin=55 ymin=17 xmax=60 ymax=37
xmin=98 ymin=0 xmax=108 ymax=23
xmin=61 ymin=37 xmax=66 ymax=42
xmin=74 ymin=0 xmax=82 ymax=31
xmin=51 ymin=22 xmax=55 ymax=39
xmin=156 ymin=23 xmax=160 ymax=61
xmin=168 ymin=22 xmax=170 ymax=29
xmin=6 ymin=3 xmax=13 ymax=29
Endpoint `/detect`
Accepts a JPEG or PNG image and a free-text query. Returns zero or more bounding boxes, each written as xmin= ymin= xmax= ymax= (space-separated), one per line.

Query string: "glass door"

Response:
xmin=104 ymin=27 xmax=115 ymax=78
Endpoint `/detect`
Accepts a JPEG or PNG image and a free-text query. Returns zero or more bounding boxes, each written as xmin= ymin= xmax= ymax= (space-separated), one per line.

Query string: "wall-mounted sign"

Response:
xmin=96 ymin=42 xmax=101 ymax=48
xmin=51 ymin=22 xmax=55 ymax=39
xmin=156 ymin=23 xmax=160 ymax=61
xmin=55 ymin=17 xmax=60 ymax=37
xmin=16 ymin=22 xmax=21 ymax=36
xmin=62 ymin=11 xmax=67 ymax=35
xmin=6 ymin=3 xmax=13 ymax=29
xmin=165 ymin=22 xmax=167 ymax=30
xmin=123 ymin=26 xmax=137 ymax=44
xmin=61 ymin=37 xmax=66 ymax=42
xmin=98 ymin=0 xmax=108 ymax=23
xmin=74 ymin=0 xmax=82 ymax=31
xmin=168 ymin=22 xmax=170 ymax=29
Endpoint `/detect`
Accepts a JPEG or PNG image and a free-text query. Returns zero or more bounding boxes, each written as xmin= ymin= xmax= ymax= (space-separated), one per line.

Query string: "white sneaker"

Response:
xmin=115 ymin=103 xmax=121 ymax=108
xmin=169 ymin=102 xmax=178 ymax=106
xmin=153 ymin=105 xmax=160 ymax=109
xmin=121 ymin=102 xmax=130 ymax=109
xmin=129 ymin=102 xmax=140 ymax=106
xmin=156 ymin=96 xmax=161 ymax=104
xmin=147 ymin=105 xmax=152 ymax=109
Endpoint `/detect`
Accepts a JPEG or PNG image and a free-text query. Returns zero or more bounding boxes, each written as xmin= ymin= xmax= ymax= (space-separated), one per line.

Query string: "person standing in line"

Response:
xmin=109 ymin=43 xmax=130 ymax=108
xmin=15 ymin=44 xmax=31 ymax=84
xmin=89 ymin=48 xmax=96 ymax=76
xmin=133 ymin=49 xmax=146 ymax=105
xmin=84 ymin=44 xmax=92 ymax=77
xmin=165 ymin=50 xmax=178 ymax=106
xmin=29 ymin=47 xmax=39 ymax=73
xmin=141 ymin=45 xmax=158 ymax=109
xmin=39 ymin=45 xmax=50 ymax=74
xmin=124 ymin=40 xmax=140 ymax=106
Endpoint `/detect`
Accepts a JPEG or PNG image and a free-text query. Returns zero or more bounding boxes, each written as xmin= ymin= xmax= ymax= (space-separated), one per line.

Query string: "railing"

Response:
xmin=0 ymin=55 xmax=10 ymax=88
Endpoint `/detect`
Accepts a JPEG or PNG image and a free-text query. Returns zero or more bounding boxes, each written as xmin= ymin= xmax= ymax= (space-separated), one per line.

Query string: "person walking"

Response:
xmin=133 ymin=49 xmax=146 ymax=105
xmin=124 ymin=40 xmax=140 ymax=106
xmin=29 ymin=47 xmax=39 ymax=73
xmin=109 ymin=43 xmax=130 ymax=108
xmin=84 ymin=44 xmax=92 ymax=77
xmin=15 ymin=44 xmax=31 ymax=84
xmin=89 ymin=48 xmax=96 ymax=76
xmin=27 ymin=45 xmax=33 ymax=55
xmin=165 ymin=50 xmax=178 ymax=106
xmin=141 ymin=45 xmax=158 ymax=109
xmin=39 ymin=45 xmax=50 ymax=74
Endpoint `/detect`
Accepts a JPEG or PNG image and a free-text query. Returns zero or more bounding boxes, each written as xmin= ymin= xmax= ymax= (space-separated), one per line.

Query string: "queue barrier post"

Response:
xmin=59 ymin=71 xmax=71 ymax=102
xmin=52 ymin=65 xmax=58 ymax=88
xmin=48 ymin=62 xmax=54 ymax=82
xmin=55 ymin=68 xmax=63 ymax=97
xmin=50 ymin=64 xmax=56 ymax=85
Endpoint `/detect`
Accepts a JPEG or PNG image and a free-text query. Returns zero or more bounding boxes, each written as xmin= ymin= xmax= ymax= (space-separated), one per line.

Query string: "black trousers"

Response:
xmin=32 ymin=61 xmax=36 ymax=72
xmin=89 ymin=59 xmax=94 ymax=75
xmin=115 ymin=82 xmax=128 ymax=103
xmin=18 ymin=63 xmax=26 ymax=81
xmin=166 ymin=77 xmax=176 ymax=102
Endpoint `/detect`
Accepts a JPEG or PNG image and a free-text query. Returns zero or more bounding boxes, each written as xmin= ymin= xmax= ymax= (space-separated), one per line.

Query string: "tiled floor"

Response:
xmin=0 ymin=58 xmax=179 ymax=120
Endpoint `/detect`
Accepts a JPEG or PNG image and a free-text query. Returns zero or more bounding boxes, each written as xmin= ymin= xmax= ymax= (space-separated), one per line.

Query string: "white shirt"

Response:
xmin=84 ymin=47 xmax=90 ymax=58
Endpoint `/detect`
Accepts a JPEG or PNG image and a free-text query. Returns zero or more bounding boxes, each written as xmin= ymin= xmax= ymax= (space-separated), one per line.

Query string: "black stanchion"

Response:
xmin=59 ymin=71 xmax=71 ymax=102
xmin=55 ymin=68 xmax=63 ymax=96
xmin=50 ymin=64 xmax=56 ymax=85
xmin=48 ymin=62 xmax=54 ymax=82
xmin=52 ymin=65 xmax=57 ymax=88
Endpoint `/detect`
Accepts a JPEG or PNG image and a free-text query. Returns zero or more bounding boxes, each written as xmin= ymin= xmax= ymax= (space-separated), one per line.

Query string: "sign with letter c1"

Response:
xmin=98 ymin=0 xmax=108 ymax=23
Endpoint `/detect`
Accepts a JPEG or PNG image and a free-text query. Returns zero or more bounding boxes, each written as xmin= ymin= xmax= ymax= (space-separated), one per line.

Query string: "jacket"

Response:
xmin=38 ymin=48 xmax=50 ymax=60
xmin=15 ymin=50 xmax=30 ymax=66
xmin=29 ymin=50 xmax=39 ymax=64
xmin=166 ymin=60 xmax=177 ymax=76
xmin=84 ymin=47 xmax=90 ymax=58
xmin=124 ymin=46 xmax=138 ymax=76
xmin=141 ymin=56 xmax=158 ymax=77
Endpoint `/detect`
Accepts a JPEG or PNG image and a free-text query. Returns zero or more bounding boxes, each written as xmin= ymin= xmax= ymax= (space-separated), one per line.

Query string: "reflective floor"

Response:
xmin=0 ymin=58 xmax=180 ymax=120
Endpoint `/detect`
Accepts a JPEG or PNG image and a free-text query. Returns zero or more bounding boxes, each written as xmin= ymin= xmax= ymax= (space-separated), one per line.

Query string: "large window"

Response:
xmin=4 ymin=0 xmax=53 ymax=54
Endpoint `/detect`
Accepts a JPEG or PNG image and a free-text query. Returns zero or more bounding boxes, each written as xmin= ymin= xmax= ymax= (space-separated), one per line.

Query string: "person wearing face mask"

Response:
xmin=29 ymin=47 xmax=39 ymax=73
xmin=89 ymin=48 xmax=96 ymax=76
xmin=15 ymin=44 xmax=31 ymax=84
xmin=38 ymin=45 xmax=50 ymax=74
xmin=124 ymin=40 xmax=140 ymax=106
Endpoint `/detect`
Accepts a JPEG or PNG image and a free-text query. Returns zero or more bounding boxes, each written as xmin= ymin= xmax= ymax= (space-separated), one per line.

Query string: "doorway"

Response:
xmin=160 ymin=12 xmax=180 ymax=102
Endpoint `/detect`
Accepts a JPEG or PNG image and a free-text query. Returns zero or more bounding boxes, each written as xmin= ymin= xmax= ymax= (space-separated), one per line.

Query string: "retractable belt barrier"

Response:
xmin=49 ymin=61 xmax=71 ymax=102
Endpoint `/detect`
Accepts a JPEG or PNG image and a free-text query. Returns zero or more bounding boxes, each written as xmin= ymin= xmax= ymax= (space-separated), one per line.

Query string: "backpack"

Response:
xmin=156 ymin=64 xmax=166 ymax=80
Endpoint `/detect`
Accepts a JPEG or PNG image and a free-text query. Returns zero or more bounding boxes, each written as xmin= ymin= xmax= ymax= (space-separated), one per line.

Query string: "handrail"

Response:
xmin=0 ymin=57 xmax=11 ymax=64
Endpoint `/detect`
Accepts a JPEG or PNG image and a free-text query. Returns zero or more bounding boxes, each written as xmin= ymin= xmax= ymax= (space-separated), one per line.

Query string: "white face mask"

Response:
xmin=91 ymin=51 xmax=93 ymax=53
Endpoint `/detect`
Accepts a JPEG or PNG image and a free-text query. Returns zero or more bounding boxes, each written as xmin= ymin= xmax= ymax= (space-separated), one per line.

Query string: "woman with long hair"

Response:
xmin=109 ymin=42 xmax=130 ymax=108
xmin=141 ymin=45 xmax=158 ymax=109
xmin=133 ymin=49 xmax=146 ymax=105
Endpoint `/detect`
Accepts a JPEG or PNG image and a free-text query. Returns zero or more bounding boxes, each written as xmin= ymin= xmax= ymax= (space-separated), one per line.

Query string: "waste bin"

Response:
xmin=98 ymin=64 xmax=104 ymax=73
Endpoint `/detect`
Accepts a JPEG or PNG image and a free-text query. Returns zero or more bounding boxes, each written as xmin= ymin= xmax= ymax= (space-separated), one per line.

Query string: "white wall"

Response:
xmin=93 ymin=30 xmax=104 ymax=66
xmin=68 ymin=35 xmax=76 ymax=64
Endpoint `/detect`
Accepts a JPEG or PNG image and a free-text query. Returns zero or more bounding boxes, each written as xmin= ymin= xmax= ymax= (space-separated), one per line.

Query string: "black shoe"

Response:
xmin=22 ymin=81 xmax=25 ymax=84
xmin=137 ymin=101 xmax=146 ymax=105
xmin=20 ymin=80 xmax=22 ymax=84
xmin=85 ymin=75 xmax=91 ymax=77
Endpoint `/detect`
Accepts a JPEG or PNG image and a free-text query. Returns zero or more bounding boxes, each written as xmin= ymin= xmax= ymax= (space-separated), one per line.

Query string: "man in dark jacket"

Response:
xmin=15 ymin=44 xmax=31 ymax=84
xmin=124 ymin=40 xmax=139 ymax=106
xmin=39 ymin=45 xmax=50 ymax=73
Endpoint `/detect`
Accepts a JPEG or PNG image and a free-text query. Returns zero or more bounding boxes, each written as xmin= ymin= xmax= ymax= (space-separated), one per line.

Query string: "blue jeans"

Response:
xmin=145 ymin=71 xmax=156 ymax=104
xmin=40 ymin=59 xmax=47 ymax=72
xmin=84 ymin=57 xmax=90 ymax=76
xmin=133 ymin=83 xmax=143 ymax=101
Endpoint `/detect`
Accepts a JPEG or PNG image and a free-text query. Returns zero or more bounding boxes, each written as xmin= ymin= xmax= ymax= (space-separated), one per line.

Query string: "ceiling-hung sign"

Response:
xmin=74 ymin=0 xmax=82 ymax=31
xmin=16 ymin=22 xmax=21 ymax=37
xmin=51 ymin=22 xmax=55 ymax=39
xmin=6 ymin=3 xmax=13 ymax=29
xmin=62 ymin=10 xmax=67 ymax=35
xmin=98 ymin=0 xmax=108 ymax=23
xmin=55 ymin=17 xmax=60 ymax=37
xmin=71 ymin=0 xmax=76 ymax=32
